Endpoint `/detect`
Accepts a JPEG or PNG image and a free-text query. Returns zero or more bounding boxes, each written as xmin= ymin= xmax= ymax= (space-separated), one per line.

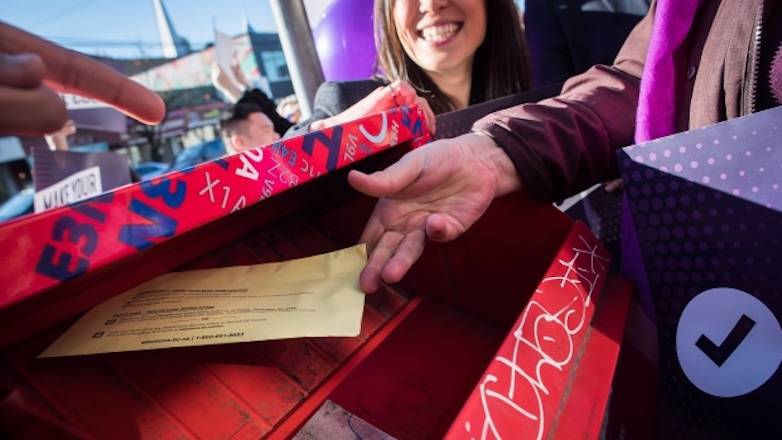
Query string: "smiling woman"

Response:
xmin=378 ymin=0 xmax=528 ymax=114
xmin=286 ymin=0 xmax=530 ymax=137
xmin=389 ymin=0 xmax=488 ymax=111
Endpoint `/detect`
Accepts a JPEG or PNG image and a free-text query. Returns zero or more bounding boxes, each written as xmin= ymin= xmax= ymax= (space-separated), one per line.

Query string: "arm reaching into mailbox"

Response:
xmin=348 ymin=133 xmax=520 ymax=293
xmin=349 ymin=2 xmax=653 ymax=293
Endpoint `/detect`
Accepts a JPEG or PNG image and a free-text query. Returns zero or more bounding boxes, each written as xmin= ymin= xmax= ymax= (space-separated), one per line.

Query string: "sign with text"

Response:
xmin=60 ymin=93 xmax=108 ymax=110
xmin=41 ymin=245 xmax=367 ymax=357
xmin=34 ymin=166 xmax=102 ymax=213
xmin=32 ymin=148 xmax=131 ymax=213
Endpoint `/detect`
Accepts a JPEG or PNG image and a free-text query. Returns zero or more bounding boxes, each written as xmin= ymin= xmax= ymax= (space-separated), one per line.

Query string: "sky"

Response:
xmin=2 ymin=0 xmax=525 ymax=59
xmin=2 ymin=0 xmax=330 ymax=58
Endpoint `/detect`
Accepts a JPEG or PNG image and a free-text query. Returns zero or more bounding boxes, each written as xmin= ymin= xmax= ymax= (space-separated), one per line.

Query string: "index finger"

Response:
xmin=391 ymin=80 xmax=419 ymax=105
xmin=0 ymin=22 xmax=165 ymax=124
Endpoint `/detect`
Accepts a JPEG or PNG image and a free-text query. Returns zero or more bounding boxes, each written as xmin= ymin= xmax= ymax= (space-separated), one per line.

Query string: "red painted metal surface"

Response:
xmin=552 ymin=277 xmax=632 ymax=440
xmin=1 ymin=203 xmax=629 ymax=439
xmin=1 ymin=213 xmax=415 ymax=439
xmin=0 ymin=106 xmax=628 ymax=438
xmin=0 ymin=105 xmax=429 ymax=309
xmin=444 ymin=222 xmax=619 ymax=440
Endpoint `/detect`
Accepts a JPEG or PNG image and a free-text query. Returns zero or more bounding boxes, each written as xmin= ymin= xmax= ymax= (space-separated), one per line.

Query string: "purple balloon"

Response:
xmin=314 ymin=0 xmax=378 ymax=82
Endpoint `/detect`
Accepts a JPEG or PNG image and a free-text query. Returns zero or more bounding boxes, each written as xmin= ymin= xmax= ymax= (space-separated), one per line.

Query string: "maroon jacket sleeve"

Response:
xmin=472 ymin=3 xmax=655 ymax=201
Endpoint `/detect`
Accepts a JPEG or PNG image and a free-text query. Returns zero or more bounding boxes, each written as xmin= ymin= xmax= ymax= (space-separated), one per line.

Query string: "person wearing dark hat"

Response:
xmin=211 ymin=62 xmax=293 ymax=139
xmin=219 ymin=102 xmax=280 ymax=154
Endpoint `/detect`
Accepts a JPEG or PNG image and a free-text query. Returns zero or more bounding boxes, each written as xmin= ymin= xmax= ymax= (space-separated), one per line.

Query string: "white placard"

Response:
xmin=214 ymin=29 xmax=239 ymax=86
xmin=34 ymin=166 xmax=103 ymax=213
xmin=60 ymin=93 xmax=108 ymax=110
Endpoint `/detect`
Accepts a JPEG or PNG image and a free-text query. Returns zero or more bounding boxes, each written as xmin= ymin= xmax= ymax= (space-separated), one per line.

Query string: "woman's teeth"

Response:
xmin=421 ymin=23 xmax=459 ymax=43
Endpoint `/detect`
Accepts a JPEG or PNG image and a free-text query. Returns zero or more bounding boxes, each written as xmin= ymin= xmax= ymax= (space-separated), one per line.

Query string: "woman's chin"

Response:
xmin=414 ymin=36 xmax=475 ymax=73
xmin=418 ymin=55 xmax=471 ymax=75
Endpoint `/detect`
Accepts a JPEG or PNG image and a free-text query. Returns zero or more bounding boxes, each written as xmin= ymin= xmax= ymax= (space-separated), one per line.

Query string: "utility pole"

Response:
xmin=268 ymin=0 xmax=324 ymax=119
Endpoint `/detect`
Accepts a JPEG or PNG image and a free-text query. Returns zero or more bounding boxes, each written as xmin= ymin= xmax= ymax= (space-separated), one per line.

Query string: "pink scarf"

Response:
xmin=635 ymin=0 xmax=704 ymax=142
xmin=624 ymin=0 xmax=705 ymax=319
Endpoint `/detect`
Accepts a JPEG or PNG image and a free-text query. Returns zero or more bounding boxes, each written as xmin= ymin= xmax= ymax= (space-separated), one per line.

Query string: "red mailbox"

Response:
xmin=0 ymin=103 xmax=630 ymax=439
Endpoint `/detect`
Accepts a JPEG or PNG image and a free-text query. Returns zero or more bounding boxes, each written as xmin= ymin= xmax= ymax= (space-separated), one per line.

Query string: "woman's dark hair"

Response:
xmin=374 ymin=0 xmax=530 ymax=114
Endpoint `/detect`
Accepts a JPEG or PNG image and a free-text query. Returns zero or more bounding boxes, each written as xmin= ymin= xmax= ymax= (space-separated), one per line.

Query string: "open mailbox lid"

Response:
xmin=0 ymin=105 xmax=429 ymax=321
xmin=0 ymin=95 xmax=631 ymax=439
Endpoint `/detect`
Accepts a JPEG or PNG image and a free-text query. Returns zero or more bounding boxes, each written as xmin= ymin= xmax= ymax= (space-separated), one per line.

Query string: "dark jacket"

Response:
xmin=525 ymin=0 xmax=650 ymax=87
xmin=284 ymin=79 xmax=386 ymax=138
xmin=475 ymin=0 xmax=780 ymax=202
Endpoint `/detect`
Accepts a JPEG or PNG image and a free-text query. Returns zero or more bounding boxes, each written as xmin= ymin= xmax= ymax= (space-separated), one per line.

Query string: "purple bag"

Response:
xmin=619 ymin=106 xmax=782 ymax=439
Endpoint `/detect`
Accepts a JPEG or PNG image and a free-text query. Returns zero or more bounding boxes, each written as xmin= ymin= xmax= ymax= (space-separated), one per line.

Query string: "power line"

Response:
xmin=27 ymin=0 xmax=99 ymax=29
xmin=44 ymin=36 xmax=212 ymax=48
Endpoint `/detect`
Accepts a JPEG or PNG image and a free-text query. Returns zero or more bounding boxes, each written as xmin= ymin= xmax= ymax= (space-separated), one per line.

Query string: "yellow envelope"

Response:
xmin=41 ymin=245 xmax=367 ymax=358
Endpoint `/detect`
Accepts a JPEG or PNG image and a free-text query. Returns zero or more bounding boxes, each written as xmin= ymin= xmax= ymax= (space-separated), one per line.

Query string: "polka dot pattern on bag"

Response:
xmin=624 ymin=107 xmax=782 ymax=211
